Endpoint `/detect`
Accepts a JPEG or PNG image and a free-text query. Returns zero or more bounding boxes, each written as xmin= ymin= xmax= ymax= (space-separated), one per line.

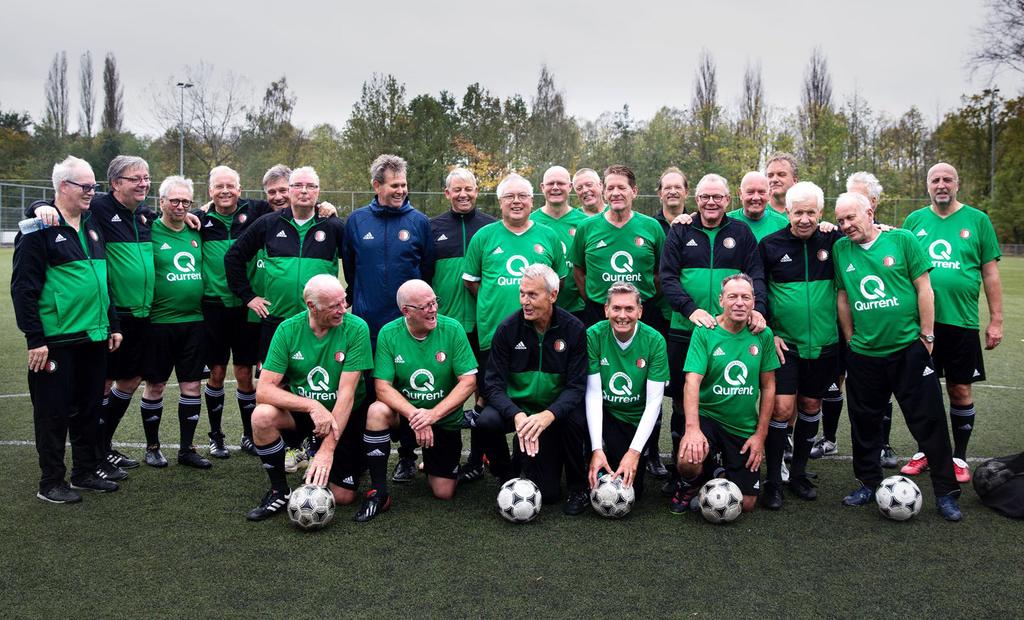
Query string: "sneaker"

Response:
xmin=145 ymin=446 xmax=168 ymax=468
xmin=900 ymin=452 xmax=929 ymax=476
xmin=952 ymin=458 xmax=971 ymax=484
xmin=936 ymin=495 xmax=963 ymax=522
xmin=392 ymin=457 xmax=416 ymax=483
xmin=881 ymin=445 xmax=899 ymax=469
xmin=781 ymin=460 xmax=790 ymax=483
xmin=646 ymin=453 xmax=669 ymax=479
xmin=208 ymin=432 xmax=229 ymax=459
xmin=246 ymin=488 xmax=290 ymax=521
xmin=107 ymin=449 xmax=140 ymax=469
xmin=783 ymin=433 xmax=794 ymax=463
xmin=810 ymin=438 xmax=838 ymax=459
xmin=96 ymin=460 xmax=128 ymax=481
xmin=354 ymin=489 xmax=392 ymax=523
xmin=457 ymin=462 xmax=485 ymax=484
xmin=661 ymin=478 xmax=677 ymax=497
xmin=670 ymin=481 xmax=700 ymax=514
xmin=70 ymin=473 xmax=119 ymax=493
xmin=178 ymin=448 xmax=212 ymax=469
xmin=36 ymin=483 xmax=82 ymax=504
xmin=284 ymin=448 xmax=309 ymax=474
xmin=761 ymin=481 xmax=784 ymax=510
xmin=563 ymin=491 xmax=589 ymax=515
xmin=240 ymin=434 xmax=258 ymax=456
xmin=788 ymin=476 xmax=818 ymax=501
xmin=842 ymin=485 xmax=874 ymax=506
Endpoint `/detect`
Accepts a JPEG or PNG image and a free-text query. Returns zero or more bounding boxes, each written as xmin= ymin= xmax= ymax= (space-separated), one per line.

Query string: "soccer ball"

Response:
xmin=875 ymin=475 xmax=923 ymax=521
xmin=590 ymin=473 xmax=635 ymax=518
xmin=698 ymin=479 xmax=743 ymax=524
xmin=287 ymin=484 xmax=335 ymax=531
xmin=497 ymin=477 xmax=542 ymax=523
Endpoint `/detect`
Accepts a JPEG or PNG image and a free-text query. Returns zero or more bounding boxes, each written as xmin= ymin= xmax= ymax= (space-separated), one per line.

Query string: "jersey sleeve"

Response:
xmin=759 ymin=327 xmax=781 ymax=373
xmin=651 ymin=218 xmax=666 ymax=270
xmin=373 ymin=327 xmax=396 ymax=382
xmin=450 ymin=326 xmax=478 ymax=376
xmin=979 ymin=214 xmax=1002 ymax=263
xmin=647 ymin=330 xmax=670 ymax=383
xmin=586 ymin=325 xmax=601 ymax=375
xmin=682 ymin=327 xmax=710 ymax=374
xmin=343 ymin=318 xmax=374 ymax=372
xmin=262 ymin=323 xmax=291 ymax=375
xmin=462 ymin=229 xmax=483 ymax=281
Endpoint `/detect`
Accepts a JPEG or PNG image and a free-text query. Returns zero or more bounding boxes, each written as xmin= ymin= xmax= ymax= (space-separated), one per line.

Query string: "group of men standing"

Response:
xmin=13 ymin=150 xmax=1001 ymax=524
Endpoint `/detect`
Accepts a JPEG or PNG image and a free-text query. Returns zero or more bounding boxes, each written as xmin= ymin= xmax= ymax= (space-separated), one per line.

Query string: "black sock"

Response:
xmin=237 ymin=389 xmax=256 ymax=437
xmin=364 ymin=429 xmax=391 ymax=494
xmin=102 ymin=387 xmax=134 ymax=449
xmin=881 ymin=399 xmax=893 ymax=445
xmin=950 ymin=403 xmax=975 ymax=460
xmin=822 ymin=384 xmax=843 ymax=443
xmin=178 ymin=395 xmax=202 ymax=449
xmin=140 ymin=397 xmax=163 ymax=447
xmin=791 ymin=409 xmax=821 ymax=478
xmin=255 ymin=438 xmax=288 ymax=492
xmin=766 ymin=420 xmax=789 ymax=484
xmin=204 ymin=385 xmax=224 ymax=434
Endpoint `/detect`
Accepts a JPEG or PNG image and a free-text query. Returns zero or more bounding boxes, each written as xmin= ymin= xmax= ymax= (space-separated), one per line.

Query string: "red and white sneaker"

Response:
xmin=952 ymin=458 xmax=971 ymax=484
xmin=900 ymin=452 xmax=929 ymax=475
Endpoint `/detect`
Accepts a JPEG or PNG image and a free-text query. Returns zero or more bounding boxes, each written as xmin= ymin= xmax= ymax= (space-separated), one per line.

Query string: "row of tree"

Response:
xmin=1 ymin=47 xmax=1023 ymax=241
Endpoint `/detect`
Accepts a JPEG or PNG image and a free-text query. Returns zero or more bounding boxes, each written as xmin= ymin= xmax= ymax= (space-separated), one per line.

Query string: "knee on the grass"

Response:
xmin=366 ymin=401 xmax=397 ymax=431
xmin=429 ymin=477 xmax=456 ymax=500
xmin=742 ymin=495 xmax=757 ymax=512
xmin=330 ymin=484 xmax=356 ymax=505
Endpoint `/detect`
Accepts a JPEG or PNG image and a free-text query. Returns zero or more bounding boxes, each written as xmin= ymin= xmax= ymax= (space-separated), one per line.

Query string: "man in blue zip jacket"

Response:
xmin=343 ymin=154 xmax=435 ymax=482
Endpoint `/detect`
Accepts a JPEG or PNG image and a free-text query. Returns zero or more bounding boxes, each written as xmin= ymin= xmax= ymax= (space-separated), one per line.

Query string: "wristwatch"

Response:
xmin=920 ymin=332 xmax=935 ymax=343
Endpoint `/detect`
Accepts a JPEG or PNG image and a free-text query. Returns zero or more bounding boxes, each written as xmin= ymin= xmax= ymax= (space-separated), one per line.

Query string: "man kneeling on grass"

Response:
xmin=359 ymin=280 xmax=477 ymax=521
xmin=245 ymin=274 xmax=373 ymax=521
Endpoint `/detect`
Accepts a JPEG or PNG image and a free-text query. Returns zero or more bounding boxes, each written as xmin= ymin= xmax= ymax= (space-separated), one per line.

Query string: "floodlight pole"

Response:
xmin=176 ymin=82 xmax=193 ymax=176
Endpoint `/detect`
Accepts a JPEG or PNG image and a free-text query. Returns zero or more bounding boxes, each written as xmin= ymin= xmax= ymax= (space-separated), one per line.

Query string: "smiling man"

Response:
xmin=766 ymin=153 xmax=800 ymax=215
xmin=728 ymin=171 xmax=789 ymax=242
xmin=572 ymin=168 xmax=606 ymax=217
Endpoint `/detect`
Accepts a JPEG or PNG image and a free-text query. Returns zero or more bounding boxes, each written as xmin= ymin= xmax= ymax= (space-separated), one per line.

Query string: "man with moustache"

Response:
xmin=765 ymin=152 xmax=799 ymax=216
xmin=572 ymin=168 xmax=606 ymax=217
xmin=728 ymin=171 xmax=789 ymax=242
xmin=532 ymin=165 xmax=590 ymax=322
xmin=655 ymin=167 xmax=689 ymax=234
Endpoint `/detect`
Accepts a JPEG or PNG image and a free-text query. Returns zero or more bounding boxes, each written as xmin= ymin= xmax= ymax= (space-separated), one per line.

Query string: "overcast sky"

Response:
xmin=3 ymin=0 xmax=1020 ymax=135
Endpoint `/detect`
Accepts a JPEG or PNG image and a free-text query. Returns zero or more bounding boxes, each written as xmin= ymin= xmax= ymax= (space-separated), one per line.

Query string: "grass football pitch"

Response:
xmin=1 ymin=249 xmax=1022 ymax=618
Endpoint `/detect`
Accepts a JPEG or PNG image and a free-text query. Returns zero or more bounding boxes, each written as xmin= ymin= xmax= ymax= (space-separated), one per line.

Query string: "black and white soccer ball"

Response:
xmin=590 ymin=473 xmax=635 ymax=518
xmin=875 ymin=475 xmax=923 ymax=521
xmin=497 ymin=477 xmax=542 ymax=523
xmin=699 ymin=478 xmax=743 ymax=524
xmin=287 ymin=484 xmax=335 ymax=531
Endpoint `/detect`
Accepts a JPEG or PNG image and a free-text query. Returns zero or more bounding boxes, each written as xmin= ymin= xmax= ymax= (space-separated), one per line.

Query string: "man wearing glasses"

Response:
xmin=660 ymin=173 xmax=767 ymax=513
xmin=13 ymin=156 xmax=122 ymax=502
xmin=357 ymin=280 xmax=478 ymax=521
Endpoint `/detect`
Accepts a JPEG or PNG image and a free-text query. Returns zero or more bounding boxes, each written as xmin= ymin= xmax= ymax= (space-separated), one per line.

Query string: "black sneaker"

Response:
xmin=354 ymin=489 xmax=392 ymax=523
xmin=96 ymin=460 xmax=128 ymax=481
xmin=208 ymin=432 xmax=230 ymax=459
xmin=842 ymin=485 xmax=874 ymax=506
xmin=670 ymin=480 xmax=699 ymax=514
xmin=761 ymin=481 xmax=784 ymax=510
xmin=788 ymin=475 xmax=818 ymax=501
xmin=392 ymin=457 xmax=416 ymax=483
xmin=563 ymin=490 xmax=590 ymax=515
xmin=240 ymin=434 xmax=258 ymax=456
xmin=246 ymin=488 xmax=290 ymax=521
xmin=36 ymin=483 xmax=82 ymax=504
xmin=70 ymin=473 xmax=119 ymax=493
xmin=457 ymin=462 xmax=485 ymax=484
xmin=145 ymin=446 xmax=168 ymax=468
xmin=646 ymin=453 xmax=670 ymax=479
xmin=880 ymin=445 xmax=899 ymax=469
xmin=661 ymin=478 xmax=677 ymax=497
xmin=107 ymin=449 xmax=140 ymax=469
xmin=178 ymin=448 xmax=212 ymax=469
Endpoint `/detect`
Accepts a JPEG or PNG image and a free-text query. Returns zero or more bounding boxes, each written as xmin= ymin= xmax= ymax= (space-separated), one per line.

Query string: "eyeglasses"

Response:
xmin=163 ymin=198 xmax=194 ymax=208
xmin=404 ymin=299 xmax=440 ymax=312
xmin=118 ymin=176 xmax=151 ymax=185
xmin=289 ymin=183 xmax=319 ymax=191
xmin=64 ymin=180 xmax=101 ymax=193
xmin=697 ymin=193 xmax=728 ymax=204
xmin=499 ymin=193 xmax=531 ymax=203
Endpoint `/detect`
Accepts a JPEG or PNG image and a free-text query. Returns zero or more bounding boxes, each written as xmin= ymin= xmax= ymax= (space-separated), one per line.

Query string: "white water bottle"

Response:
xmin=18 ymin=217 xmax=46 ymax=234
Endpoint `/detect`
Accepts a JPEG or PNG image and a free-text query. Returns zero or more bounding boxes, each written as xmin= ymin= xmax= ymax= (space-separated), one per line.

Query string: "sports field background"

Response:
xmin=1 ymin=249 xmax=1021 ymax=617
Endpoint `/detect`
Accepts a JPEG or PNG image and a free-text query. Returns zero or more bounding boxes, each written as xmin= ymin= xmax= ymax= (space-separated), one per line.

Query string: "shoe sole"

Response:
xmin=69 ymin=483 xmax=117 ymax=493
xmin=36 ymin=492 xmax=82 ymax=504
xmin=178 ymin=460 xmax=212 ymax=469
xmin=146 ymin=460 xmax=169 ymax=468
xmin=209 ymin=449 xmax=230 ymax=459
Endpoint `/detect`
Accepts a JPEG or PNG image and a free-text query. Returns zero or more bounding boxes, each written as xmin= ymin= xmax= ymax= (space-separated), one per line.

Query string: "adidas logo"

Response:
xmin=514 ymin=341 xmax=527 ymax=350
xmin=160 ymin=242 xmax=171 ymax=250
xmin=437 ymin=234 xmax=448 ymax=241
xmin=713 ymin=347 xmax=725 ymax=356
xmin=186 ymin=415 xmax=200 ymax=421
xmin=960 ymin=424 xmax=973 ymax=431
xmin=916 ymin=229 xmax=927 ymax=236
xmin=846 ymin=264 xmax=856 ymax=272
xmin=491 ymin=246 xmax=504 ymax=254
xmin=363 ymin=232 xmax=374 ymax=240
xmin=368 ymin=449 xmax=386 ymax=457
xmin=828 ymin=383 xmax=838 ymax=391
xmin=600 ymin=357 xmax=609 ymax=366
xmin=686 ymin=239 xmax=698 ymax=247
xmin=203 ymin=365 xmax=210 ymax=373
xmin=292 ymin=351 xmax=304 ymax=360
xmin=780 ymin=254 xmax=792 ymax=263
xmin=753 ymin=480 xmax=760 ymax=490
xmin=922 ymin=366 xmax=934 ymax=377
xmin=204 ymin=220 xmax=213 ymax=227
xmin=54 ymin=233 xmax=66 ymax=243
xmin=596 ymin=240 xmax=608 ymax=248
xmin=395 ymin=355 xmax=405 ymax=364
xmin=276 ymin=230 xmax=287 ymax=238
xmin=111 ymin=214 xmax=121 ymax=222
xmin=342 ymin=476 xmax=354 ymax=485
xmin=973 ymin=369 xmax=981 ymax=377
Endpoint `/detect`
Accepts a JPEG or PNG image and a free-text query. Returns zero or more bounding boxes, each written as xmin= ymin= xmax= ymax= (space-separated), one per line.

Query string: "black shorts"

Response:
xmin=258 ymin=316 xmax=286 ymax=366
xmin=700 ymin=416 xmax=760 ymax=496
xmin=142 ymin=322 xmax=208 ymax=383
xmin=202 ymin=300 xmax=260 ymax=367
xmin=600 ymin=411 xmax=647 ymax=497
xmin=422 ymin=426 xmax=462 ymax=479
xmin=835 ymin=327 xmax=848 ymax=376
xmin=282 ymin=398 xmax=368 ymax=491
xmin=665 ymin=331 xmax=693 ymax=400
xmin=932 ymin=322 xmax=986 ymax=384
xmin=774 ymin=346 xmax=839 ymax=399
xmin=107 ymin=315 xmax=151 ymax=380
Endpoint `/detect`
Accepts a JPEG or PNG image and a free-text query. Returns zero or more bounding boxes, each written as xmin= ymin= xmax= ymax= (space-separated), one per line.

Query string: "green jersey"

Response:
xmin=374 ymin=315 xmax=478 ymax=430
xmin=150 ymin=220 xmax=204 ymax=324
xmin=462 ymin=221 xmax=566 ymax=350
xmin=262 ymin=311 xmax=373 ymax=410
xmin=833 ymin=229 xmax=931 ymax=357
xmin=902 ymin=204 xmax=1001 ymax=329
xmin=587 ymin=321 xmax=669 ymax=425
xmin=247 ymin=248 xmax=267 ymax=323
xmin=203 ymin=209 xmax=244 ymax=307
xmin=683 ymin=325 xmax=779 ymax=438
xmin=531 ymin=207 xmax=589 ymax=312
xmin=727 ymin=208 xmax=789 ymax=242
xmin=569 ymin=211 xmax=665 ymax=303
